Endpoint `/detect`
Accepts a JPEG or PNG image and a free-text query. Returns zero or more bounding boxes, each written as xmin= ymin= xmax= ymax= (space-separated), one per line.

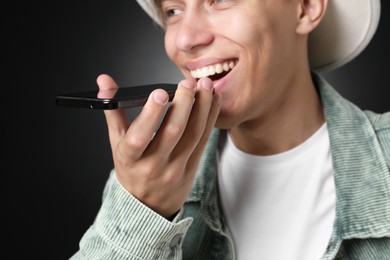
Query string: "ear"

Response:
xmin=296 ymin=0 xmax=328 ymax=35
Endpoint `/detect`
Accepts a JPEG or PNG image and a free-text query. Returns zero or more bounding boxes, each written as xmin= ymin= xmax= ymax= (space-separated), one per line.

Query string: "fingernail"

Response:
xmin=201 ymin=78 xmax=213 ymax=90
xmin=153 ymin=89 xmax=168 ymax=104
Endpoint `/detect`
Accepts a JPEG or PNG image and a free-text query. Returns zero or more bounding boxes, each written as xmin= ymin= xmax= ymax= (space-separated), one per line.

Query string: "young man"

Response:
xmin=71 ymin=0 xmax=390 ymax=259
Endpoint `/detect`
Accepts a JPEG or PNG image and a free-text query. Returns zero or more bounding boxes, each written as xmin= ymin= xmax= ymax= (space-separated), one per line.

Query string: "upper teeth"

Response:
xmin=190 ymin=60 xmax=237 ymax=79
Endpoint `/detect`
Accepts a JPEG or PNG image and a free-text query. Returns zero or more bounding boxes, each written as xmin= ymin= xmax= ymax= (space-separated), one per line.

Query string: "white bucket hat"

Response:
xmin=136 ymin=0 xmax=381 ymax=72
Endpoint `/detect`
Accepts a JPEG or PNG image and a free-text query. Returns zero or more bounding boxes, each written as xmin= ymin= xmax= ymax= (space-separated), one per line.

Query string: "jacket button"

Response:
xmin=169 ymin=234 xmax=182 ymax=248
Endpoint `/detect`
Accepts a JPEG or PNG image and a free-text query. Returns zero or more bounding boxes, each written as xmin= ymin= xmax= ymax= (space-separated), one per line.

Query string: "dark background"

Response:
xmin=4 ymin=0 xmax=388 ymax=259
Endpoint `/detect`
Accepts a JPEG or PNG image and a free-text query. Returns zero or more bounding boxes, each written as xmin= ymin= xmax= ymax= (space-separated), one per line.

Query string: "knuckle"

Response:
xmin=142 ymin=165 xmax=159 ymax=179
xmin=126 ymin=135 xmax=147 ymax=150
xmin=164 ymin=123 xmax=183 ymax=139
xmin=161 ymin=165 xmax=184 ymax=185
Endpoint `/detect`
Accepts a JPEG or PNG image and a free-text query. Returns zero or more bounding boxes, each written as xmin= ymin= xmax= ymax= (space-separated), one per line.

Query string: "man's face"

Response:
xmin=161 ymin=0 xmax=301 ymax=128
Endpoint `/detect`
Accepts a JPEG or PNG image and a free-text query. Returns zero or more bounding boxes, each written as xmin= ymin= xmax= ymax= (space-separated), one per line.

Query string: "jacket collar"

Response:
xmin=187 ymin=72 xmax=390 ymax=238
xmin=314 ymin=72 xmax=390 ymax=240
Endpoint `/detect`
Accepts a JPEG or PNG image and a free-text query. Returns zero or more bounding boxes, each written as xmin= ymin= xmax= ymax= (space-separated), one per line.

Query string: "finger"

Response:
xmin=121 ymin=88 xmax=171 ymax=160
xmin=187 ymin=82 xmax=221 ymax=172
xmin=144 ymin=80 xmax=196 ymax=158
xmin=96 ymin=74 xmax=129 ymax=148
xmin=172 ymin=77 xmax=216 ymax=160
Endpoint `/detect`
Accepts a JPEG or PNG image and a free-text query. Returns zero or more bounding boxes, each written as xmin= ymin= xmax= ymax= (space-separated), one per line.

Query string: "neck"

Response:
xmin=230 ymin=72 xmax=325 ymax=156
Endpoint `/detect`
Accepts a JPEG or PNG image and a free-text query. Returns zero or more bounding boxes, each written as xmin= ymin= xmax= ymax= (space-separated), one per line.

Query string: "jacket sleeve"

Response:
xmin=70 ymin=169 xmax=193 ymax=260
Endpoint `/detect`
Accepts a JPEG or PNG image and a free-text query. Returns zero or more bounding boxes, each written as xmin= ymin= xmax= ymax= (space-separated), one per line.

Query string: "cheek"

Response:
xmin=164 ymin=32 xmax=189 ymax=78
xmin=164 ymin=31 xmax=176 ymax=62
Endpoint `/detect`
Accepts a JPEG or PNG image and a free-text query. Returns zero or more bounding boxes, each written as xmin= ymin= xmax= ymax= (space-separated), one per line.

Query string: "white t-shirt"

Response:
xmin=218 ymin=123 xmax=335 ymax=260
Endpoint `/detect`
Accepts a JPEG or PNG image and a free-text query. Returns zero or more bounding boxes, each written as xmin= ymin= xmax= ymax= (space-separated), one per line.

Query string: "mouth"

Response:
xmin=190 ymin=59 xmax=238 ymax=81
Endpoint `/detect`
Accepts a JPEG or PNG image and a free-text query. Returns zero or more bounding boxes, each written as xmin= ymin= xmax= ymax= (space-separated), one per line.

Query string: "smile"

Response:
xmin=190 ymin=60 xmax=238 ymax=81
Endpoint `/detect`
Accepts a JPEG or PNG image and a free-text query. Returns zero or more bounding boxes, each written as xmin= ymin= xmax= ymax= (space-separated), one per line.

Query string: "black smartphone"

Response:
xmin=55 ymin=83 xmax=177 ymax=110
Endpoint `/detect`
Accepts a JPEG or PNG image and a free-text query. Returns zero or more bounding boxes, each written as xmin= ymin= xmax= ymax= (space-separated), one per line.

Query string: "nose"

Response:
xmin=175 ymin=12 xmax=214 ymax=52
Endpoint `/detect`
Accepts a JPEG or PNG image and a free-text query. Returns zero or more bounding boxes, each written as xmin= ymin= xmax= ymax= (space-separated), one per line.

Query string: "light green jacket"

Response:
xmin=71 ymin=72 xmax=390 ymax=259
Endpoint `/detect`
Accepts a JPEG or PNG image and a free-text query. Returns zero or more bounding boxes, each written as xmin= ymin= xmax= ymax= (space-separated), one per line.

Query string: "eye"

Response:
xmin=210 ymin=0 xmax=232 ymax=9
xmin=159 ymin=1 xmax=185 ymax=24
xmin=165 ymin=8 xmax=183 ymax=18
xmin=212 ymin=0 xmax=227 ymax=4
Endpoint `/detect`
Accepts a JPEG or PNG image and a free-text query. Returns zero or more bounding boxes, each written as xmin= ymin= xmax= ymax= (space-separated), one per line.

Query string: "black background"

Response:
xmin=4 ymin=0 xmax=389 ymax=259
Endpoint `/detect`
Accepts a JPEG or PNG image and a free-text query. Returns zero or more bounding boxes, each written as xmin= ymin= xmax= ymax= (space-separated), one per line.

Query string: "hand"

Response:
xmin=96 ymin=74 xmax=221 ymax=219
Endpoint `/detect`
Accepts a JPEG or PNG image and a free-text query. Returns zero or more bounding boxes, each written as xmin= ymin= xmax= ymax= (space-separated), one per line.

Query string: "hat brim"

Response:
xmin=136 ymin=0 xmax=381 ymax=72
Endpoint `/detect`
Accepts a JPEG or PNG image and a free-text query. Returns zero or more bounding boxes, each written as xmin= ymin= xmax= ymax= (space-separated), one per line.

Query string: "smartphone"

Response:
xmin=55 ymin=83 xmax=177 ymax=110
